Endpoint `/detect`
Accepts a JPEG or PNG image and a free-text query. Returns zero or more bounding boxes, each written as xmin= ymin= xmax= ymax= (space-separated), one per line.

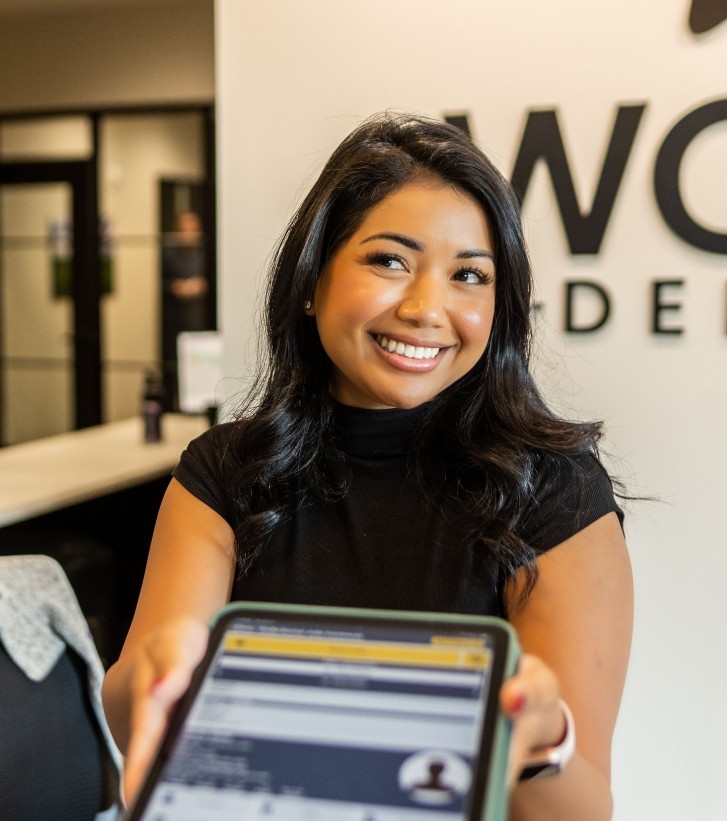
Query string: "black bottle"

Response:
xmin=142 ymin=370 xmax=165 ymax=443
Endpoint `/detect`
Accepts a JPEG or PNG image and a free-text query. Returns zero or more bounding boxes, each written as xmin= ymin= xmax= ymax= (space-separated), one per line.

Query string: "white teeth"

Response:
xmin=376 ymin=335 xmax=440 ymax=360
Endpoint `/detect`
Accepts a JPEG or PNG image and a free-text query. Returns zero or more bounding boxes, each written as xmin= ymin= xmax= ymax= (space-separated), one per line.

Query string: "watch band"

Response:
xmin=519 ymin=698 xmax=576 ymax=781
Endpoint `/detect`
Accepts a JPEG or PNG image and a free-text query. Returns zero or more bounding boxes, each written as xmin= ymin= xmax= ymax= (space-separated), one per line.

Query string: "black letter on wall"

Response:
xmin=654 ymin=99 xmax=727 ymax=255
xmin=651 ymin=280 xmax=685 ymax=335
xmin=511 ymin=105 xmax=646 ymax=254
xmin=565 ymin=281 xmax=611 ymax=333
xmin=444 ymin=113 xmax=473 ymax=137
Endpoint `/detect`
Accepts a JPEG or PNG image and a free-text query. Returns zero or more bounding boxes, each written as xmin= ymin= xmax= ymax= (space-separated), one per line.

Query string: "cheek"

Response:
xmin=458 ymin=301 xmax=496 ymax=346
xmin=320 ymin=280 xmax=396 ymax=328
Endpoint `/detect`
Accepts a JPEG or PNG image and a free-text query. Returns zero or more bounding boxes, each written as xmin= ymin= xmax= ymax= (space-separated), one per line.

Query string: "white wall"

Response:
xmin=215 ymin=1 xmax=727 ymax=819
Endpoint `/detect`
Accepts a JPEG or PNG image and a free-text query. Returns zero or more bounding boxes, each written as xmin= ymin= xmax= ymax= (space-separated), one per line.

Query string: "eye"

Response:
xmin=363 ymin=251 xmax=407 ymax=271
xmin=452 ymin=266 xmax=493 ymax=286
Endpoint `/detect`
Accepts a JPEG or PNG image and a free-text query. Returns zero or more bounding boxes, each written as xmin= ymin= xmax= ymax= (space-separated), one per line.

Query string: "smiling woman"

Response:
xmin=308 ymin=181 xmax=496 ymax=409
xmin=103 ymin=112 xmax=632 ymax=821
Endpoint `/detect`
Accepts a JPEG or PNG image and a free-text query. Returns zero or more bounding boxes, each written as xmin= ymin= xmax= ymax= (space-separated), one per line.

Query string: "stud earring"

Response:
xmin=304 ymin=300 xmax=312 ymax=310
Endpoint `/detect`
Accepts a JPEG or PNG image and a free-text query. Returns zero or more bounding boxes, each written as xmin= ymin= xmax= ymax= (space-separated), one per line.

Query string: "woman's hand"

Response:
xmin=499 ymin=653 xmax=568 ymax=789
xmin=101 ymin=481 xmax=237 ymax=806
xmin=121 ymin=616 xmax=209 ymax=807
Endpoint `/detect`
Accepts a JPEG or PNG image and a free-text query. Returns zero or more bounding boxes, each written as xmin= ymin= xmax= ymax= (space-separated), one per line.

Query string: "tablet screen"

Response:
xmin=133 ymin=611 xmax=501 ymax=820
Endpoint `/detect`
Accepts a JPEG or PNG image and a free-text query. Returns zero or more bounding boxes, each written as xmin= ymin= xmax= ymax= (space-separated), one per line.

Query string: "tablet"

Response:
xmin=126 ymin=602 xmax=519 ymax=821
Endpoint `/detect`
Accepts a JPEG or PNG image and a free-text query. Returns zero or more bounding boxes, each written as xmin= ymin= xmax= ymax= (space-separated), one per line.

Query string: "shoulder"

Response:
xmin=173 ymin=421 xmax=249 ymax=525
xmin=178 ymin=420 xmax=243 ymax=468
xmin=518 ymin=450 xmax=623 ymax=555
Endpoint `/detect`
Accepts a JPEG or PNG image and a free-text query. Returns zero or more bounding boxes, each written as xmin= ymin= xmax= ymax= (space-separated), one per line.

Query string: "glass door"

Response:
xmin=0 ymin=161 xmax=101 ymax=446
xmin=0 ymin=181 xmax=75 ymax=444
xmin=0 ymin=106 xmax=215 ymax=444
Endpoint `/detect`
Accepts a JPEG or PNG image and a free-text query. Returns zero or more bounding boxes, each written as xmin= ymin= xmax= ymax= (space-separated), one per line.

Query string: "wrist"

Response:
xmin=519 ymin=698 xmax=576 ymax=781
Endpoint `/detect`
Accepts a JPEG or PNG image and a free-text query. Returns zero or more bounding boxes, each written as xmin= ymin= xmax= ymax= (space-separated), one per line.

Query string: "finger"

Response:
xmin=123 ymin=676 xmax=196 ymax=806
xmin=123 ymin=688 xmax=169 ymax=806
xmin=500 ymin=655 xmax=565 ymax=787
xmin=501 ymin=654 xmax=560 ymax=719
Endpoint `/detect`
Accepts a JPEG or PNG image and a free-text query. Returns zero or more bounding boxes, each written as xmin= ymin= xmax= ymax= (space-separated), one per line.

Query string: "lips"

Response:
xmin=374 ymin=333 xmax=441 ymax=360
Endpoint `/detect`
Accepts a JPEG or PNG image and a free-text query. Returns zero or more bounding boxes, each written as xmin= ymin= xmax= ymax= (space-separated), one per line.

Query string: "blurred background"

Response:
xmin=0 ymin=0 xmax=215 ymax=445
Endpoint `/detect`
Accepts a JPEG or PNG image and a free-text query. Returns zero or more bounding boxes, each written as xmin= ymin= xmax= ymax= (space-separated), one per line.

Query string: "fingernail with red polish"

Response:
xmin=511 ymin=692 xmax=527 ymax=715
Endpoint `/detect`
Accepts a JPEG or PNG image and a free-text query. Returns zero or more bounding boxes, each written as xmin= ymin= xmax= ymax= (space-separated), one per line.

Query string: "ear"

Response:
xmin=304 ymin=298 xmax=315 ymax=316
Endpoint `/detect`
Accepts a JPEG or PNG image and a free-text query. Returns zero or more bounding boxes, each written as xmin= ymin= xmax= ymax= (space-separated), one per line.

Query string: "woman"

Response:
xmin=103 ymin=112 xmax=632 ymax=819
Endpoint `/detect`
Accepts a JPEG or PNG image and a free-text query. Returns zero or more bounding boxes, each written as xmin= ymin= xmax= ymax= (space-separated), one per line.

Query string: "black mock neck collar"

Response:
xmin=332 ymin=401 xmax=429 ymax=458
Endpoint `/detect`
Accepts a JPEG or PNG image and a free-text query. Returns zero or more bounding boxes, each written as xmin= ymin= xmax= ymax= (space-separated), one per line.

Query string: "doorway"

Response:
xmin=159 ymin=177 xmax=214 ymax=409
xmin=0 ymin=106 xmax=215 ymax=446
xmin=0 ymin=160 xmax=101 ymax=445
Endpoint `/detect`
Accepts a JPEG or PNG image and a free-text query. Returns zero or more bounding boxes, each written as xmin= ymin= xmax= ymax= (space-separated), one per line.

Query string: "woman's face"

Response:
xmin=309 ymin=180 xmax=496 ymax=409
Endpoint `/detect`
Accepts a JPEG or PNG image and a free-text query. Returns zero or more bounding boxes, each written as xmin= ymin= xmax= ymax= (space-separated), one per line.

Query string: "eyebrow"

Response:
xmin=361 ymin=232 xmax=494 ymax=261
xmin=361 ymin=232 xmax=422 ymax=251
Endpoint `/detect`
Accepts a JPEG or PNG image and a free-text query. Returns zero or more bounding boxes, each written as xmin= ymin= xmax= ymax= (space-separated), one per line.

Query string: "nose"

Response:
xmin=396 ymin=273 xmax=446 ymax=326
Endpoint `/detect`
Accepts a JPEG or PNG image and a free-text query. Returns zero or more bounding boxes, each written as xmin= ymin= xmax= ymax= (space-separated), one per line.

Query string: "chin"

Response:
xmin=374 ymin=390 xmax=439 ymax=410
xmin=393 ymin=397 xmax=432 ymax=410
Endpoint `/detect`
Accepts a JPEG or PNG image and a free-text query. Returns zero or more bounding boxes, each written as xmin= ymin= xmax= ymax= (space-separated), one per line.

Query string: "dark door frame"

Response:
xmin=0 ymin=158 xmax=102 ymax=430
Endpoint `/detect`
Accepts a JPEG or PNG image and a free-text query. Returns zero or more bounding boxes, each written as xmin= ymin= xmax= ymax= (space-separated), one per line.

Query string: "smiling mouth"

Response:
xmin=374 ymin=334 xmax=441 ymax=360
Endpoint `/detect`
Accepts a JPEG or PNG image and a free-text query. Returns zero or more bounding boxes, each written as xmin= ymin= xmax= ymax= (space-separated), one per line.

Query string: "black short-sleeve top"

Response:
xmin=174 ymin=404 xmax=622 ymax=617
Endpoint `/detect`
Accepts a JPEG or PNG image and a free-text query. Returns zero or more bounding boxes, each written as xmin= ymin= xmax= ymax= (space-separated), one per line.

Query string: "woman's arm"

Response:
xmin=502 ymin=511 xmax=633 ymax=821
xmin=102 ymin=477 xmax=237 ymax=802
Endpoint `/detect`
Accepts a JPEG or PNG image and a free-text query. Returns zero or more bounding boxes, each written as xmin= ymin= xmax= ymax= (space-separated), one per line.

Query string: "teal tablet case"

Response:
xmin=211 ymin=601 xmax=520 ymax=821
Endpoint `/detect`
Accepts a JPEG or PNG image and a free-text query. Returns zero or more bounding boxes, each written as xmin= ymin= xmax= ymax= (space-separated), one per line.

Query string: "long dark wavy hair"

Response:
xmin=228 ymin=111 xmax=603 ymax=594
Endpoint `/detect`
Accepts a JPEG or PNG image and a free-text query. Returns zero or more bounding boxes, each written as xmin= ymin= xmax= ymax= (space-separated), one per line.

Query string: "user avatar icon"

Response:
xmin=398 ymin=750 xmax=471 ymax=806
